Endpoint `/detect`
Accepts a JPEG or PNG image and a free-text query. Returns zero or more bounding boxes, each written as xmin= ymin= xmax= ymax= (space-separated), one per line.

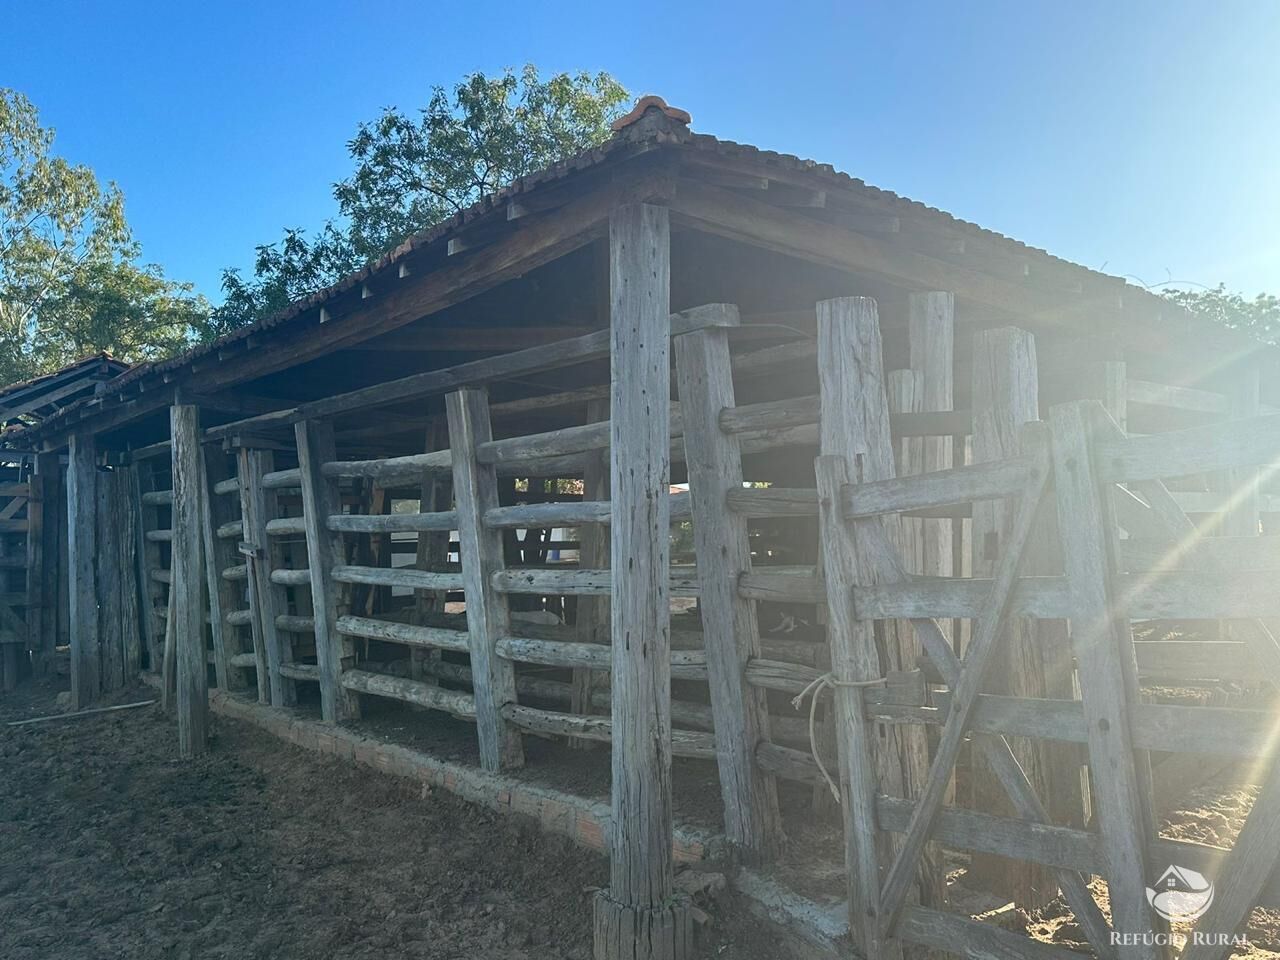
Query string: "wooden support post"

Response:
xmin=816 ymin=296 xmax=945 ymax=915
xmin=412 ymin=417 xmax=451 ymax=683
xmin=67 ymin=432 xmax=99 ymax=710
xmin=446 ymin=387 xmax=523 ymax=770
xmin=237 ymin=448 xmax=281 ymax=705
xmin=29 ymin=451 xmax=57 ymax=677
xmin=296 ymin=419 xmax=361 ymax=722
xmin=593 ymin=203 xmax=690 ymax=960
xmin=969 ymin=327 xmax=1078 ymax=903
xmin=571 ymin=397 xmax=609 ymax=739
xmin=675 ymin=315 xmax=784 ymax=863
xmin=815 ymin=456 xmax=895 ymax=960
xmin=170 ymin=404 xmax=209 ymax=759
xmin=1049 ymin=401 xmax=1158 ymax=960
xmin=904 ymin=292 xmax=955 ymax=588
xmin=205 ymin=452 xmax=250 ymax=692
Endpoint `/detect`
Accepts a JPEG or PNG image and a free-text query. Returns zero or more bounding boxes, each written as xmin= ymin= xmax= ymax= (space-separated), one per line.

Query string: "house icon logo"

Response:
xmin=1146 ymin=865 xmax=1214 ymax=922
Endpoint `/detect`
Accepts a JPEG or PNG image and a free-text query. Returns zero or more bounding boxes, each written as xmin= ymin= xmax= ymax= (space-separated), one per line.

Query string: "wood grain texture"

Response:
xmin=674 ymin=321 xmax=783 ymax=863
xmin=67 ymin=432 xmax=98 ymax=710
xmin=170 ymin=405 xmax=209 ymax=758
xmin=446 ymin=387 xmax=523 ymax=770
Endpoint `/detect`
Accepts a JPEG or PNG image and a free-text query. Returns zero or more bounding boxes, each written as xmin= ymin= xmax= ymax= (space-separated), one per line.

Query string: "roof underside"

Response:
xmin=21 ymin=102 xmax=1271 ymax=450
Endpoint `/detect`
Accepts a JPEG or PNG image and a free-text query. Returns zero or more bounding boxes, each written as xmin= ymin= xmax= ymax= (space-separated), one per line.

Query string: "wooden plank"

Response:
xmin=331 ymin=564 xmax=463 ymax=592
xmin=170 ymin=405 xmax=209 ymax=759
xmin=898 ymin=906 xmax=1090 ymax=960
xmin=493 ymin=567 xmax=700 ymax=597
xmin=295 ymin=420 xmax=361 ymax=722
xmin=446 ymin=387 xmax=523 ymax=770
xmin=204 ymin=451 xmax=252 ymax=692
xmin=1098 ymin=412 xmax=1280 ymax=483
xmin=339 ymin=668 xmax=476 ymax=719
xmin=674 ymin=318 xmax=783 ymax=862
xmin=30 ymin=452 xmax=58 ymax=676
xmin=235 ymin=450 xmax=276 ymax=704
xmin=327 ymin=511 xmax=456 ymax=534
xmin=501 ymin=703 xmax=717 ymax=760
xmin=571 ymin=395 xmax=609 ymax=739
xmin=336 ymin=615 xmax=469 ymax=652
xmin=67 ymin=432 xmax=98 ymax=710
xmin=411 ymin=416 xmax=452 ymax=684
xmin=843 ymin=454 xmax=1034 ymax=518
xmin=95 ymin=471 xmax=124 ymax=692
xmin=1050 ymin=401 xmax=1158 ymax=960
xmin=592 ymin=202 xmax=690 ymax=960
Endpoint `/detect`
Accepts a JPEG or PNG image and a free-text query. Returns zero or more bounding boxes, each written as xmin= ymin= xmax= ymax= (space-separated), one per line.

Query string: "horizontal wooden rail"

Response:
xmin=279 ymin=662 xmax=320 ymax=682
xmin=228 ymin=651 xmax=256 ymax=668
xmin=268 ymin=568 xmax=310 ymax=586
xmin=275 ymin=614 xmax=314 ymax=633
xmin=1127 ymin=378 xmax=1227 ymax=415
xmin=842 ymin=454 xmax=1036 ymax=519
xmin=737 ymin=567 xmax=826 ymax=604
xmin=216 ymin=519 xmax=243 ymax=539
xmin=141 ymin=489 xmax=174 ymax=506
xmin=212 ymin=478 xmax=240 ymax=496
xmin=225 ymin=609 xmax=252 ymax=627
xmin=495 ymin=636 xmax=708 ymax=681
xmin=482 ymin=493 xmax=691 ymax=529
xmin=339 ymin=669 xmax=477 ymax=719
xmin=265 ymin=517 xmax=306 ymax=536
xmin=335 ymin=615 xmax=470 ymax=652
xmin=492 ymin=568 xmax=700 ymax=598
xmin=1121 ymin=534 xmax=1280 ymax=572
xmin=500 ymin=703 xmax=716 ymax=760
xmin=1098 ymin=412 xmax=1280 ymax=482
xmin=221 ymin=564 xmax=248 ymax=582
xmin=852 ymin=569 xmax=1280 ymax=621
xmin=331 ymin=565 xmax=464 ymax=592
xmin=327 ymin=511 xmax=457 ymax=534
xmin=145 ymin=529 xmax=173 ymax=542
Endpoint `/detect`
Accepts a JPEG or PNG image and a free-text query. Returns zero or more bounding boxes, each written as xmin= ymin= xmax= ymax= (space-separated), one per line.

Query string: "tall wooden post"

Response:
xmin=817 ymin=296 xmax=946 ymax=957
xmin=238 ymin=448 xmax=286 ymax=705
xmin=675 ymin=314 xmax=784 ymax=863
xmin=205 ymin=452 xmax=251 ymax=692
xmin=593 ymin=203 xmax=690 ymax=960
xmin=969 ymin=327 xmax=1078 ymax=902
xmin=170 ymin=404 xmax=209 ymax=758
xmin=446 ymin=388 xmax=523 ymax=770
xmin=29 ymin=451 xmax=58 ymax=677
xmin=296 ymin=419 xmax=361 ymax=722
xmin=1050 ymin=401 xmax=1158 ymax=960
xmin=571 ymin=397 xmax=609 ymax=735
xmin=411 ymin=417 xmax=452 ymax=683
xmin=67 ymin=432 xmax=99 ymax=710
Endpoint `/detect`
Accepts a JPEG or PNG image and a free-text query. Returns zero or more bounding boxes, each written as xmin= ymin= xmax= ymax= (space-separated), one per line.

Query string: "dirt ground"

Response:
xmin=0 ymin=677 xmax=780 ymax=960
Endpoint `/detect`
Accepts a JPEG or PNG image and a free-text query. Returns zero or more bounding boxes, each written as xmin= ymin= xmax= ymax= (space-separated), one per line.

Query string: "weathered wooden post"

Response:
xmin=592 ymin=202 xmax=690 ymax=960
xmin=674 ymin=309 xmax=784 ymax=863
xmin=571 ymin=397 xmax=609 ymax=735
xmin=411 ymin=417 xmax=451 ymax=683
xmin=29 ymin=450 xmax=58 ymax=677
xmin=296 ymin=419 xmax=361 ymax=722
xmin=446 ymin=387 xmax=523 ymax=770
xmin=67 ymin=431 xmax=99 ymax=710
xmin=238 ymin=447 xmax=286 ymax=705
xmin=816 ymin=296 xmax=944 ymax=913
xmin=170 ymin=404 xmax=209 ymax=758
xmin=969 ymin=327 xmax=1078 ymax=902
xmin=1049 ymin=401 xmax=1158 ymax=960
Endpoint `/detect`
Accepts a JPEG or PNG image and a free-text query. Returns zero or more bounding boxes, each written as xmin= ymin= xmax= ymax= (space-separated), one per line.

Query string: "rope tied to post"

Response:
xmin=790 ymin=672 xmax=888 ymax=803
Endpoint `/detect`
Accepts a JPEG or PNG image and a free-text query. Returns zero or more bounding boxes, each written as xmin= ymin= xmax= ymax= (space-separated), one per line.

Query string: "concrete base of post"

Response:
xmin=592 ymin=890 xmax=693 ymax=960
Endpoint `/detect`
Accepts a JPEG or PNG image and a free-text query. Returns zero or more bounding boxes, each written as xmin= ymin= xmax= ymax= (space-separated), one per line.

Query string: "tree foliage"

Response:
xmin=1160 ymin=284 xmax=1280 ymax=345
xmin=211 ymin=65 xmax=628 ymax=335
xmin=0 ymin=88 xmax=207 ymax=384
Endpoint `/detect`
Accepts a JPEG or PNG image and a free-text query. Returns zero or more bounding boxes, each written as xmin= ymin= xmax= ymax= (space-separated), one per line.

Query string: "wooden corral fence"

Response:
xmin=43 ymin=210 xmax=1280 ymax=960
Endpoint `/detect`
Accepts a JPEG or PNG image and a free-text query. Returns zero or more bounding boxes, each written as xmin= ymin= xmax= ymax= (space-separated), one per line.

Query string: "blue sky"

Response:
xmin=5 ymin=0 xmax=1278 ymax=303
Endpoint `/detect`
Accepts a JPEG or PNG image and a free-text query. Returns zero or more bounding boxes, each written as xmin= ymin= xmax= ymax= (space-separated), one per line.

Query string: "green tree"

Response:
xmin=1161 ymin=284 xmax=1280 ymax=345
xmin=0 ymin=88 xmax=207 ymax=383
xmin=211 ymin=65 xmax=628 ymax=335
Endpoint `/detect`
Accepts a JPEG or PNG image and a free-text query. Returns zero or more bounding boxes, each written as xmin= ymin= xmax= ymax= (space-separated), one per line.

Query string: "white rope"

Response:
xmin=790 ymin=672 xmax=888 ymax=803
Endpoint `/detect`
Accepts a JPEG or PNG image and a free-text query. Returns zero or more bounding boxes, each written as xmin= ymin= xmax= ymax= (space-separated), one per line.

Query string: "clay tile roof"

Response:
xmin=611 ymin=95 xmax=692 ymax=132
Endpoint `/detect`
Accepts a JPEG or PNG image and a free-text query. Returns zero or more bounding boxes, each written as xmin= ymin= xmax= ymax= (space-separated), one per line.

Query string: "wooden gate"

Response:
xmin=808 ymin=297 xmax=1280 ymax=960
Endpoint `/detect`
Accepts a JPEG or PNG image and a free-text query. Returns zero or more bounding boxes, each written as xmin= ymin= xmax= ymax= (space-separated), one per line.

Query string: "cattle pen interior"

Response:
xmin=6 ymin=98 xmax=1280 ymax=960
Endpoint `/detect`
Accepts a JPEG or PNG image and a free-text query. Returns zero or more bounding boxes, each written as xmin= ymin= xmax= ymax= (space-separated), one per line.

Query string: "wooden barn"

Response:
xmin=8 ymin=97 xmax=1280 ymax=960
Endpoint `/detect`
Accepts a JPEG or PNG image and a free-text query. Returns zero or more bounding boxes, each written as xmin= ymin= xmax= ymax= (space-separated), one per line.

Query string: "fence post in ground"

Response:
xmin=67 ymin=431 xmax=99 ymax=710
xmin=238 ymin=448 xmax=286 ymax=706
xmin=675 ymin=310 xmax=784 ymax=864
xmin=170 ymin=404 xmax=209 ymax=759
xmin=205 ymin=451 xmax=252 ymax=693
xmin=29 ymin=451 xmax=57 ymax=677
xmin=1049 ymin=400 xmax=1158 ymax=960
xmin=816 ymin=295 xmax=945 ymax=916
xmin=296 ymin=419 xmax=360 ymax=722
xmin=592 ymin=202 xmax=690 ymax=960
xmin=446 ymin=387 xmax=523 ymax=770
xmin=969 ymin=326 xmax=1080 ymax=901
